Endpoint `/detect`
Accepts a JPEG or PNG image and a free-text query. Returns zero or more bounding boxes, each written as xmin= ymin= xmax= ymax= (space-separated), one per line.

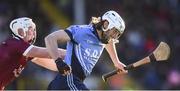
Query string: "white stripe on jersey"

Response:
xmin=75 ymin=44 xmax=90 ymax=76
xmin=23 ymin=45 xmax=34 ymax=56
xmin=67 ymin=74 xmax=78 ymax=90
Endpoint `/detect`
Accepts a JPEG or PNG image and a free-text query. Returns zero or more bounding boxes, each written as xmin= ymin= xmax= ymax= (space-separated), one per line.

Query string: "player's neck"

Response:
xmin=96 ymin=29 xmax=103 ymax=39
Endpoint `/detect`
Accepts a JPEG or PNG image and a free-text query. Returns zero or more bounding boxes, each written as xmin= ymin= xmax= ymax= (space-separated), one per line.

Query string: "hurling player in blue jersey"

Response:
xmin=45 ymin=10 xmax=128 ymax=90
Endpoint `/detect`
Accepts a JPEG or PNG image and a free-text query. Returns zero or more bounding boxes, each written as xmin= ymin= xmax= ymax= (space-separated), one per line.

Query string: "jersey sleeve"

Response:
xmin=17 ymin=41 xmax=31 ymax=56
xmin=22 ymin=45 xmax=34 ymax=56
xmin=64 ymin=25 xmax=80 ymax=43
xmin=18 ymin=41 xmax=34 ymax=60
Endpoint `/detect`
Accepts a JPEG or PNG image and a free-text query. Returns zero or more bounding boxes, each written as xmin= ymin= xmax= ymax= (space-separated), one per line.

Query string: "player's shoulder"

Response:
xmin=6 ymin=37 xmax=23 ymax=43
xmin=4 ymin=37 xmax=29 ymax=47
xmin=68 ymin=24 xmax=93 ymax=31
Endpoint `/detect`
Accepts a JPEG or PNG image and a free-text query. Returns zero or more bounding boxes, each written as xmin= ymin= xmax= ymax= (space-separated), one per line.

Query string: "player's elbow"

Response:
xmin=45 ymin=34 xmax=54 ymax=44
xmin=45 ymin=35 xmax=51 ymax=42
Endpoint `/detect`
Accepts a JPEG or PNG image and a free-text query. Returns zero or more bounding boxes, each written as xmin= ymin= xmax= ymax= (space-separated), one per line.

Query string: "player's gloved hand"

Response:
xmin=55 ymin=58 xmax=71 ymax=76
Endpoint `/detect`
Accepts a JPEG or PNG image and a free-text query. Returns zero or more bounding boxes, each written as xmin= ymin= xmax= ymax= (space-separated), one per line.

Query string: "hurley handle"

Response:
xmin=102 ymin=64 xmax=134 ymax=82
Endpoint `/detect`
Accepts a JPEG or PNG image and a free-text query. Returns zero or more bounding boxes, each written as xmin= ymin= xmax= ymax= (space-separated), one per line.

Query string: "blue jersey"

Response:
xmin=64 ymin=24 xmax=105 ymax=76
xmin=48 ymin=24 xmax=105 ymax=90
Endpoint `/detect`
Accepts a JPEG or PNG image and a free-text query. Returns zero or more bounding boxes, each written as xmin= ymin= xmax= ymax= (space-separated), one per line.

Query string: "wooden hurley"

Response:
xmin=102 ymin=42 xmax=171 ymax=82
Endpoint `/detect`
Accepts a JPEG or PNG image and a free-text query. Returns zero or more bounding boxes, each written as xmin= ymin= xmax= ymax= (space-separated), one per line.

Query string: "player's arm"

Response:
xmin=31 ymin=58 xmax=58 ymax=71
xmin=45 ymin=30 xmax=71 ymax=75
xmin=45 ymin=30 xmax=70 ymax=60
xmin=105 ymin=41 xmax=127 ymax=73
xmin=24 ymin=46 xmax=66 ymax=59
xmin=23 ymin=47 xmax=66 ymax=72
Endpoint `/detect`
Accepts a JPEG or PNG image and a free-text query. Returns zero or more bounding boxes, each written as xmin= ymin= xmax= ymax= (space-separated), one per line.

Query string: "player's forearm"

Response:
xmin=31 ymin=58 xmax=58 ymax=71
xmin=34 ymin=47 xmax=66 ymax=59
xmin=45 ymin=34 xmax=61 ymax=60
xmin=45 ymin=30 xmax=70 ymax=60
xmin=25 ymin=45 xmax=66 ymax=59
xmin=58 ymin=48 xmax=66 ymax=59
xmin=105 ymin=42 xmax=121 ymax=65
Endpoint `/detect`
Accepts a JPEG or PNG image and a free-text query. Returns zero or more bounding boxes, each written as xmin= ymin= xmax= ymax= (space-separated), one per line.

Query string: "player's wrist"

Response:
xmin=55 ymin=57 xmax=63 ymax=63
xmin=55 ymin=58 xmax=67 ymax=68
xmin=114 ymin=61 xmax=126 ymax=67
xmin=55 ymin=57 xmax=71 ymax=75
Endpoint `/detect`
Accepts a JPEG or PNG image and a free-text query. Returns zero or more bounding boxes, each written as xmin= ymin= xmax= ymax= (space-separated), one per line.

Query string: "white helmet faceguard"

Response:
xmin=102 ymin=10 xmax=125 ymax=34
xmin=9 ymin=17 xmax=36 ymax=39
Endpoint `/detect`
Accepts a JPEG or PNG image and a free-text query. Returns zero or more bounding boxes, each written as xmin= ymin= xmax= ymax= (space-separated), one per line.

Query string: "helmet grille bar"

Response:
xmin=11 ymin=21 xmax=17 ymax=28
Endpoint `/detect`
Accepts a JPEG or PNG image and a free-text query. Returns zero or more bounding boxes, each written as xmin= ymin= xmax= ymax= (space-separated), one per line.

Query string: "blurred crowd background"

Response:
xmin=0 ymin=0 xmax=180 ymax=90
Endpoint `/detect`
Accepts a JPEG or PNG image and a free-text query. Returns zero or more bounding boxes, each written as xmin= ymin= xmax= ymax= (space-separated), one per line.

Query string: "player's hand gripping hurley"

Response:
xmin=102 ymin=42 xmax=171 ymax=82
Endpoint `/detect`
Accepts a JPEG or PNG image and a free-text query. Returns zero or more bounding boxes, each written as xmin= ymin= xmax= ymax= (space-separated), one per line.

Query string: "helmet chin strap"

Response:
xmin=30 ymin=32 xmax=36 ymax=45
xmin=28 ymin=37 xmax=36 ymax=44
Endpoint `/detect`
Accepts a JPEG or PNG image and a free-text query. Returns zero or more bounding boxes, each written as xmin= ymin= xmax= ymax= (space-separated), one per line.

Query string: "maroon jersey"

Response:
xmin=0 ymin=37 xmax=32 ymax=89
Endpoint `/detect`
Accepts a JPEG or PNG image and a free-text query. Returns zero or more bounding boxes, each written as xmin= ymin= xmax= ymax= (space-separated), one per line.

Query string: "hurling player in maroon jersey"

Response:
xmin=0 ymin=17 xmax=65 ymax=90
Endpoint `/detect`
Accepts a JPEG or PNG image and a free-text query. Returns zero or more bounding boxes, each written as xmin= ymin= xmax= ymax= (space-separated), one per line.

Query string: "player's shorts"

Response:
xmin=47 ymin=73 xmax=88 ymax=90
xmin=48 ymin=56 xmax=88 ymax=90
